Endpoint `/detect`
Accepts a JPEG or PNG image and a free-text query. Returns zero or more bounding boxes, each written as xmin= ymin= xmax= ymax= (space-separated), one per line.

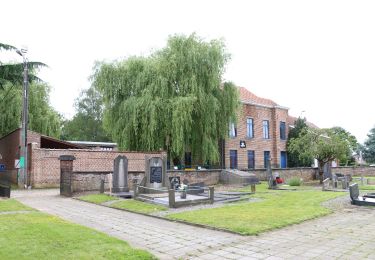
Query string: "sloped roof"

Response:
xmin=239 ymin=87 xmax=279 ymax=107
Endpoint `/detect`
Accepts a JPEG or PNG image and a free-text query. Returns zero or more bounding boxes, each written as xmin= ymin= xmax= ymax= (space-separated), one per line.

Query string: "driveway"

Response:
xmin=13 ymin=189 xmax=375 ymax=259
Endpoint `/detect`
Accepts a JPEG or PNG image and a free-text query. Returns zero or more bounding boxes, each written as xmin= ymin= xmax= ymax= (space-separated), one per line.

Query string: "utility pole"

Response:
xmin=16 ymin=48 xmax=28 ymax=188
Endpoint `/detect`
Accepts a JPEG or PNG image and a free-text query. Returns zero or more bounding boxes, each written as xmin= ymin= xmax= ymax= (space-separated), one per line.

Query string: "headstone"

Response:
xmin=322 ymin=178 xmax=330 ymax=191
xmin=145 ymin=156 xmax=167 ymax=188
xmin=267 ymin=158 xmax=277 ymax=189
xmin=169 ymin=176 xmax=181 ymax=189
xmin=323 ymin=163 xmax=332 ymax=179
xmin=349 ymin=183 xmax=359 ymax=201
xmin=112 ymin=155 xmax=129 ymax=193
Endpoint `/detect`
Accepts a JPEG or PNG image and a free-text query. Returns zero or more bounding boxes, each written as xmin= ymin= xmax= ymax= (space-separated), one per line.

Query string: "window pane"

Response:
xmin=247 ymin=118 xmax=253 ymax=138
xmin=280 ymin=121 xmax=286 ymax=140
xmin=263 ymin=120 xmax=269 ymax=139
xmin=264 ymin=151 xmax=270 ymax=168
xmin=248 ymin=150 xmax=255 ymax=169
xmin=229 ymin=122 xmax=237 ymax=138
xmin=230 ymin=150 xmax=238 ymax=169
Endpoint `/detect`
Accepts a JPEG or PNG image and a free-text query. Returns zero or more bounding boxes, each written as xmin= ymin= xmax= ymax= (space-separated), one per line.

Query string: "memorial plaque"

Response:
xmin=145 ymin=156 xmax=167 ymax=188
xmin=150 ymin=166 xmax=162 ymax=183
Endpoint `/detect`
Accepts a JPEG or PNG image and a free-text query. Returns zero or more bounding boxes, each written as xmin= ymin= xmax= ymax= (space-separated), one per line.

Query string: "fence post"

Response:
xmin=209 ymin=186 xmax=214 ymax=204
xmin=168 ymin=189 xmax=176 ymax=208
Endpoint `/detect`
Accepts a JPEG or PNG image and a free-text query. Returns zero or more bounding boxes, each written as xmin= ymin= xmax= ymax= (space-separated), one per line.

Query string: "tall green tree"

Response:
xmin=363 ymin=126 xmax=375 ymax=164
xmin=93 ymin=34 xmax=239 ymax=162
xmin=0 ymin=82 xmax=61 ymax=138
xmin=288 ymin=128 xmax=349 ymax=183
xmin=287 ymin=117 xmax=313 ymax=167
xmin=0 ymin=43 xmax=45 ymax=90
xmin=330 ymin=126 xmax=358 ymax=165
xmin=61 ymin=87 xmax=110 ymax=142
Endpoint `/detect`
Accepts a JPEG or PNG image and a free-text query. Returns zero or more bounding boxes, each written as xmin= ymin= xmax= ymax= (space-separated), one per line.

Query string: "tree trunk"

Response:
xmin=318 ymin=161 xmax=324 ymax=184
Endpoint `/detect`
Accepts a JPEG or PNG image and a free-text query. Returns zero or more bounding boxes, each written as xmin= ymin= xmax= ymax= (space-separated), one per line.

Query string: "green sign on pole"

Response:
xmin=19 ymin=156 xmax=25 ymax=168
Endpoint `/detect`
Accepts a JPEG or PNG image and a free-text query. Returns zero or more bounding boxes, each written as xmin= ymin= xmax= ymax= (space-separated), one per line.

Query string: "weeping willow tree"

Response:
xmin=0 ymin=82 xmax=61 ymax=138
xmin=93 ymin=34 xmax=239 ymax=163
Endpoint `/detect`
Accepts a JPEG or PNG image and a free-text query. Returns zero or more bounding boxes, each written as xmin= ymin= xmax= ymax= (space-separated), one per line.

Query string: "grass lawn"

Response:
xmin=77 ymin=194 xmax=167 ymax=214
xmin=111 ymin=200 xmax=167 ymax=214
xmin=78 ymin=194 xmax=118 ymax=204
xmin=359 ymin=185 xmax=375 ymax=191
xmin=167 ymin=183 xmax=345 ymax=235
xmin=0 ymin=199 xmax=155 ymax=260
xmin=0 ymin=199 xmax=33 ymax=212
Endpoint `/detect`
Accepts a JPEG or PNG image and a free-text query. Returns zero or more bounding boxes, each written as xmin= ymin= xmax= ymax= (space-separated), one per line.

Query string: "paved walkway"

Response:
xmin=13 ymin=189 xmax=375 ymax=260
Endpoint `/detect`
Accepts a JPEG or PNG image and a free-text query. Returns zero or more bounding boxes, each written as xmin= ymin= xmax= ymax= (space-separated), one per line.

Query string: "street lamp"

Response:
xmin=16 ymin=48 xmax=28 ymax=189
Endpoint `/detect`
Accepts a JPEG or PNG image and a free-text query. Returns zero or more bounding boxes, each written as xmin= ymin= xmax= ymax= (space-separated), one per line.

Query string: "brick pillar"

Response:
xmin=59 ymin=155 xmax=75 ymax=196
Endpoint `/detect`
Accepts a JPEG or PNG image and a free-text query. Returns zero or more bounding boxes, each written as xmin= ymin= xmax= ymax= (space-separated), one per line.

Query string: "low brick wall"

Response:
xmin=167 ymin=170 xmax=221 ymax=186
xmin=331 ymin=166 xmax=375 ymax=176
xmin=30 ymin=146 xmax=165 ymax=188
xmin=249 ymin=168 xmax=318 ymax=182
xmin=69 ymin=170 xmax=219 ymax=194
xmin=71 ymin=171 xmax=110 ymax=193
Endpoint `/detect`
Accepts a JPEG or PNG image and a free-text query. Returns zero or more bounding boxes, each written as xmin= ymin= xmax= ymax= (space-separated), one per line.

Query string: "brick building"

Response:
xmin=0 ymin=128 xmax=165 ymax=187
xmin=223 ymin=87 xmax=290 ymax=170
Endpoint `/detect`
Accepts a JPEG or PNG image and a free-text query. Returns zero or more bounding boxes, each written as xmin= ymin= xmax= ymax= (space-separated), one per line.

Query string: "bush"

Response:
xmin=288 ymin=178 xmax=301 ymax=186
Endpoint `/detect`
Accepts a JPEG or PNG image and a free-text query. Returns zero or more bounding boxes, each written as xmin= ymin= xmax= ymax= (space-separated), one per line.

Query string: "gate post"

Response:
xmin=59 ymin=155 xmax=76 ymax=197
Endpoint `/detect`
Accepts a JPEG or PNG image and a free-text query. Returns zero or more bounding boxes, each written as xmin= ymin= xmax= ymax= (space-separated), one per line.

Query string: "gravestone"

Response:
xmin=145 ymin=156 xmax=167 ymax=188
xmin=169 ymin=176 xmax=181 ymax=189
xmin=112 ymin=155 xmax=129 ymax=193
xmin=267 ymin=158 xmax=277 ymax=189
xmin=323 ymin=163 xmax=332 ymax=179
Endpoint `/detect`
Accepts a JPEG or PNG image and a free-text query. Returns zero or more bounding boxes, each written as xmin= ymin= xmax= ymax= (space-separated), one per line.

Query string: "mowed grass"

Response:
xmin=77 ymin=194 xmax=167 ymax=214
xmin=111 ymin=200 xmax=167 ymax=214
xmin=78 ymin=194 xmax=118 ymax=204
xmin=0 ymin=199 xmax=33 ymax=212
xmin=0 ymin=200 xmax=155 ymax=260
xmin=359 ymin=185 xmax=375 ymax=191
xmin=167 ymin=183 xmax=345 ymax=235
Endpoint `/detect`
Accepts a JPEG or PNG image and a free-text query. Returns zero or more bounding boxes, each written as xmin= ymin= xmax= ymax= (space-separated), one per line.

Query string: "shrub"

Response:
xmin=288 ymin=178 xmax=302 ymax=186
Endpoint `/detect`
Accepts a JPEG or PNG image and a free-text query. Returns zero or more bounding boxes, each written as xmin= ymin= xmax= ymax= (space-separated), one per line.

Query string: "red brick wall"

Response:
xmin=332 ymin=166 xmax=375 ymax=177
xmin=225 ymin=104 xmax=288 ymax=170
xmin=0 ymin=129 xmax=21 ymax=182
xmin=251 ymin=167 xmax=317 ymax=182
xmin=30 ymin=146 xmax=166 ymax=188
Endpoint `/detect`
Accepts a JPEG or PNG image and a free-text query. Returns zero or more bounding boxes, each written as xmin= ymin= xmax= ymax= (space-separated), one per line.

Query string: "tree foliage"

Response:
xmin=61 ymin=87 xmax=110 ymax=142
xmin=363 ymin=126 xmax=375 ymax=164
xmin=0 ymin=82 xmax=61 ymax=138
xmin=0 ymin=43 xmax=46 ymax=90
xmin=287 ymin=117 xmax=313 ymax=167
xmin=330 ymin=126 xmax=358 ymax=165
xmin=93 ymin=34 xmax=239 ymax=162
xmin=288 ymin=128 xmax=349 ymax=183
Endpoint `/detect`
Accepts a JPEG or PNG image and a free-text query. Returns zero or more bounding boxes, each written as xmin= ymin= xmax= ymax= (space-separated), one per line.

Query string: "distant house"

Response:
xmin=223 ymin=87 xmax=289 ymax=170
xmin=0 ymin=128 xmax=163 ymax=188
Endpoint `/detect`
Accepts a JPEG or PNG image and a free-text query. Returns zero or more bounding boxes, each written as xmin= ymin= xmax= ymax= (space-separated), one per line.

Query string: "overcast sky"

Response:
xmin=1 ymin=0 xmax=375 ymax=143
